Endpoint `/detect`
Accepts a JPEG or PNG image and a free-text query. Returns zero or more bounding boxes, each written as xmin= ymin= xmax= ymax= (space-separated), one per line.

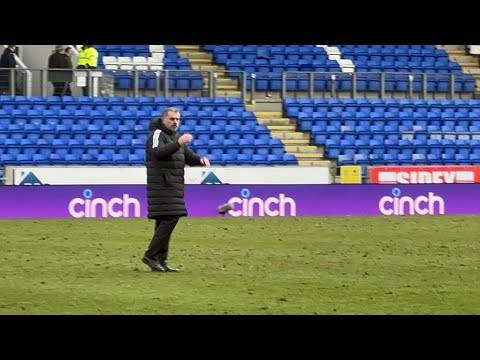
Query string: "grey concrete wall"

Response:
xmin=19 ymin=45 xmax=81 ymax=96
xmin=21 ymin=45 xmax=55 ymax=69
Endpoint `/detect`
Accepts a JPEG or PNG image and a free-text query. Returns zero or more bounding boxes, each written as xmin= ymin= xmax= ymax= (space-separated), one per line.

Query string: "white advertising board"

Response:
xmin=6 ymin=166 xmax=332 ymax=185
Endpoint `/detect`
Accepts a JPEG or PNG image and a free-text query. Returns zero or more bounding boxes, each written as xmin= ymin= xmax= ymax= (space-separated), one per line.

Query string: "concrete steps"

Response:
xmin=176 ymin=46 xmax=332 ymax=167
xmin=439 ymin=45 xmax=465 ymax=51
xmin=440 ymin=45 xmax=480 ymax=96
xmin=255 ymin=111 xmax=283 ymax=117
xmin=298 ymin=160 xmax=332 ymax=166
xmin=215 ymin=90 xmax=242 ymax=97
xmin=285 ymin=147 xmax=323 ymax=157
xmin=256 ymin=118 xmax=292 ymax=126
xmin=281 ymin=139 xmax=312 ymax=145
xmin=189 ymin=58 xmax=213 ymax=64
xmin=176 ymin=45 xmax=241 ymax=97
xmin=191 ymin=65 xmax=220 ymax=71
xmin=183 ymin=52 xmax=212 ymax=60
xmin=284 ymin=145 xmax=322 ymax=153
xmin=270 ymin=131 xmax=310 ymax=140
xmin=216 ymin=78 xmax=238 ymax=86
xmin=465 ymin=68 xmax=480 ymax=75
xmin=175 ymin=45 xmax=201 ymax=51
xmin=213 ymin=84 xmax=238 ymax=90
xmin=265 ymin=124 xmax=297 ymax=132
xmin=253 ymin=105 xmax=329 ymax=166
xmin=294 ymin=153 xmax=326 ymax=160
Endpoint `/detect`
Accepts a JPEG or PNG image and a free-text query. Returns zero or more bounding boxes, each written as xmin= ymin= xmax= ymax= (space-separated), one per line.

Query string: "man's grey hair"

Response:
xmin=162 ymin=107 xmax=180 ymax=118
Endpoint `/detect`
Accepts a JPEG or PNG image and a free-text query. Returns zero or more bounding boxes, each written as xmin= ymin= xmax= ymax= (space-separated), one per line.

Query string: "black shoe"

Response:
xmin=142 ymin=256 xmax=166 ymax=272
xmin=161 ymin=262 xmax=179 ymax=272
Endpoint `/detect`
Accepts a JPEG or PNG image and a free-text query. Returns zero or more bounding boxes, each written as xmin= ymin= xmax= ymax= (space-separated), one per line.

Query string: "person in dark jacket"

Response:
xmin=142 ymin=107 xmax=210 ymax=272
xmin=63 ymin=47 xmax=74 ymax=96
xmin=48 ymin=45 xmax=74 ymax=96
xmin=0 ymin=45 xmax=17 ymax=95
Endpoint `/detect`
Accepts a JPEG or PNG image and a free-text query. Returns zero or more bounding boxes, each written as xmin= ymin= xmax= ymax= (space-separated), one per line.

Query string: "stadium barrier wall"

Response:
xmin=0 ymin=184 xmax=479 ymax=219
xmin=5 ymin=166 xmax=332 ymax=185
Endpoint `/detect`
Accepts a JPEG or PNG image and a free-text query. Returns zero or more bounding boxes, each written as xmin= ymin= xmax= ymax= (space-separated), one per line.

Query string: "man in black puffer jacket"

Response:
xmin=0 ymin=45 xmax=17 ymax=95
xmin=142 ymin=107 xmax=210 ymax=272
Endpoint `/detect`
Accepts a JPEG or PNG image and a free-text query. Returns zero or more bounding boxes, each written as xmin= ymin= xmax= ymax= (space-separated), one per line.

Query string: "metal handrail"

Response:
xmin=0 ymin=66 xmax=474 ymax=101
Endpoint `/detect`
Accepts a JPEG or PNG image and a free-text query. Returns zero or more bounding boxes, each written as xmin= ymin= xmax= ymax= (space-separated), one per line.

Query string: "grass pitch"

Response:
xmin=0 ymin=216 xmax=478 ymax=314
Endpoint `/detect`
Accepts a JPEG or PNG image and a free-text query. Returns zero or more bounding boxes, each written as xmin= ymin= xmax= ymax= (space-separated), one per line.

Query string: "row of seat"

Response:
xmin=0 ymin=96 xmax=297 ymax=167
xmin=207 ymin=45 xmax=438 ymax=50
xmin=301 ymin=121 xmax=480 ymax=129
xmin=95 ymin=45 xmax=150 ymax=52
xmin=101 ymin=54 xmax=187 ymax=63
xmin=239 ymin=76 xmax=475 ymax=92
xmin=313 ymin=131 xmax=479 ymax=140
xmin=293 ymin=113 xmax=480 ymax=121
xmin=330 ymin=146 xmax=480 ymax=163
xmin=0 ymin=121 xmax=268 ymax=133
xmin=0 ymin=107 xmax=254 ymax=116
xmin=0 ymin=151 xmax=297 ymax=166
xmin=323 ymin=137 xmax=480 ymax=147
xmin=95 ymin=44 xmax=167 ymax=59
xmin=114 ymin=74 xmax=204 ymax=90
xmin=289 ymin=103 xmax=480 ymax=110
xmin=215 ymin=55 xmax=452 ymax=64
xmin=284 ymin=97 xmax=480 ymax=106
xmin=0 ymin=94 xmax=242 ymax=103
xmin=215 ymin=54 xmax=331 ymax=62
xmin=334 ymin=45 xmax=439 ymax=50
xmin=0 ymin=104 xmax=245 ymax=112
xmin=294 ymin=112 xmax=480 ymax=120
xmin=95 ymin=45 xmax=205 ymax=90
xmin=1 ymin=143 xmax=284 ymax=154
xmin=309 ymin=123 xmax=480 ymax=132
xmin=0 ymin=116 xmax=262 ymax=125
xmin=343 ymin=53 xmax=450 ymax=61
xmin=204 ymin=44 xmax=328 ymax=53
xmin=224 ymin=59 xmax=457 ymax=71
xmin=313 ymin=134 xmax=480 ymax=144
xmin=0 ymin=107 xmax=245 ymax=115
xmin=296 ymin=100 xmax=480 ymax=106
xmin=207 ymin=45 xmax=448 ymax=57
xmin=204 ymin=45 xmax=474 ymax=92
xmin=22 ymin=131 xmax=477 ymax=144
xmin=283 ymin=98 xmax=480 ymax=166
xmin=0 ymin=148 xmax=297 ymax=166
xmin=0 ymin=130 xmax=276 ymax=143
xmin=332 ymin=148 xmax=480 ymax=157
xmin=338 ymin=45 xmax=448 ymax=58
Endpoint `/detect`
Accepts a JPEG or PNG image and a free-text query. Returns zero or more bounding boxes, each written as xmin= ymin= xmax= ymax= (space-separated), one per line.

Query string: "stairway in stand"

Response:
xmin=439 ymin=45 xmax=480 ymax=98
xmin=176 ymin=45 xmax=242 ymax=98
xmin=177 ymin=45 xmax=333 ymax=168
xmin=248 ymin=103 xmax=332 ymax=167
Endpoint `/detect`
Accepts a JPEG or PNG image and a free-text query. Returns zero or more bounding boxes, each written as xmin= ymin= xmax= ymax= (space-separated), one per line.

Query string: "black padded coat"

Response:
xmin=145 ymin=118 xmax=202 ymax=218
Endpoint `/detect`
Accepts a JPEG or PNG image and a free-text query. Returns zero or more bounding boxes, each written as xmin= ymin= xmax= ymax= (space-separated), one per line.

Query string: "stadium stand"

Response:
xmin=202 ymin=45 xmax=476 ymax=93
xmin=0 ymin=95 xmax=297 ymax=167
xmin=284 ymin=97 xmax=480 ymax=167
xmin=2 ymin=44 xmax=480 ymax=184
xmin=95 ymin=45 xmax=204 ymax=90
xmin=334 ymin=45 xmax=476 ymax=93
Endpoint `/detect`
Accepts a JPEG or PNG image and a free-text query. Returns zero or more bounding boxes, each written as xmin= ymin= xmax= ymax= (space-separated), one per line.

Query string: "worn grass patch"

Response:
xmin=0 ymin=216 xmax=478 ymax=314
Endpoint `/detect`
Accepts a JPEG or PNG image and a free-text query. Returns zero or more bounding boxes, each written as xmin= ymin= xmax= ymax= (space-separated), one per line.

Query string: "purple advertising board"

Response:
xmin=0 ymin=184 xmax=480 ymax=219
